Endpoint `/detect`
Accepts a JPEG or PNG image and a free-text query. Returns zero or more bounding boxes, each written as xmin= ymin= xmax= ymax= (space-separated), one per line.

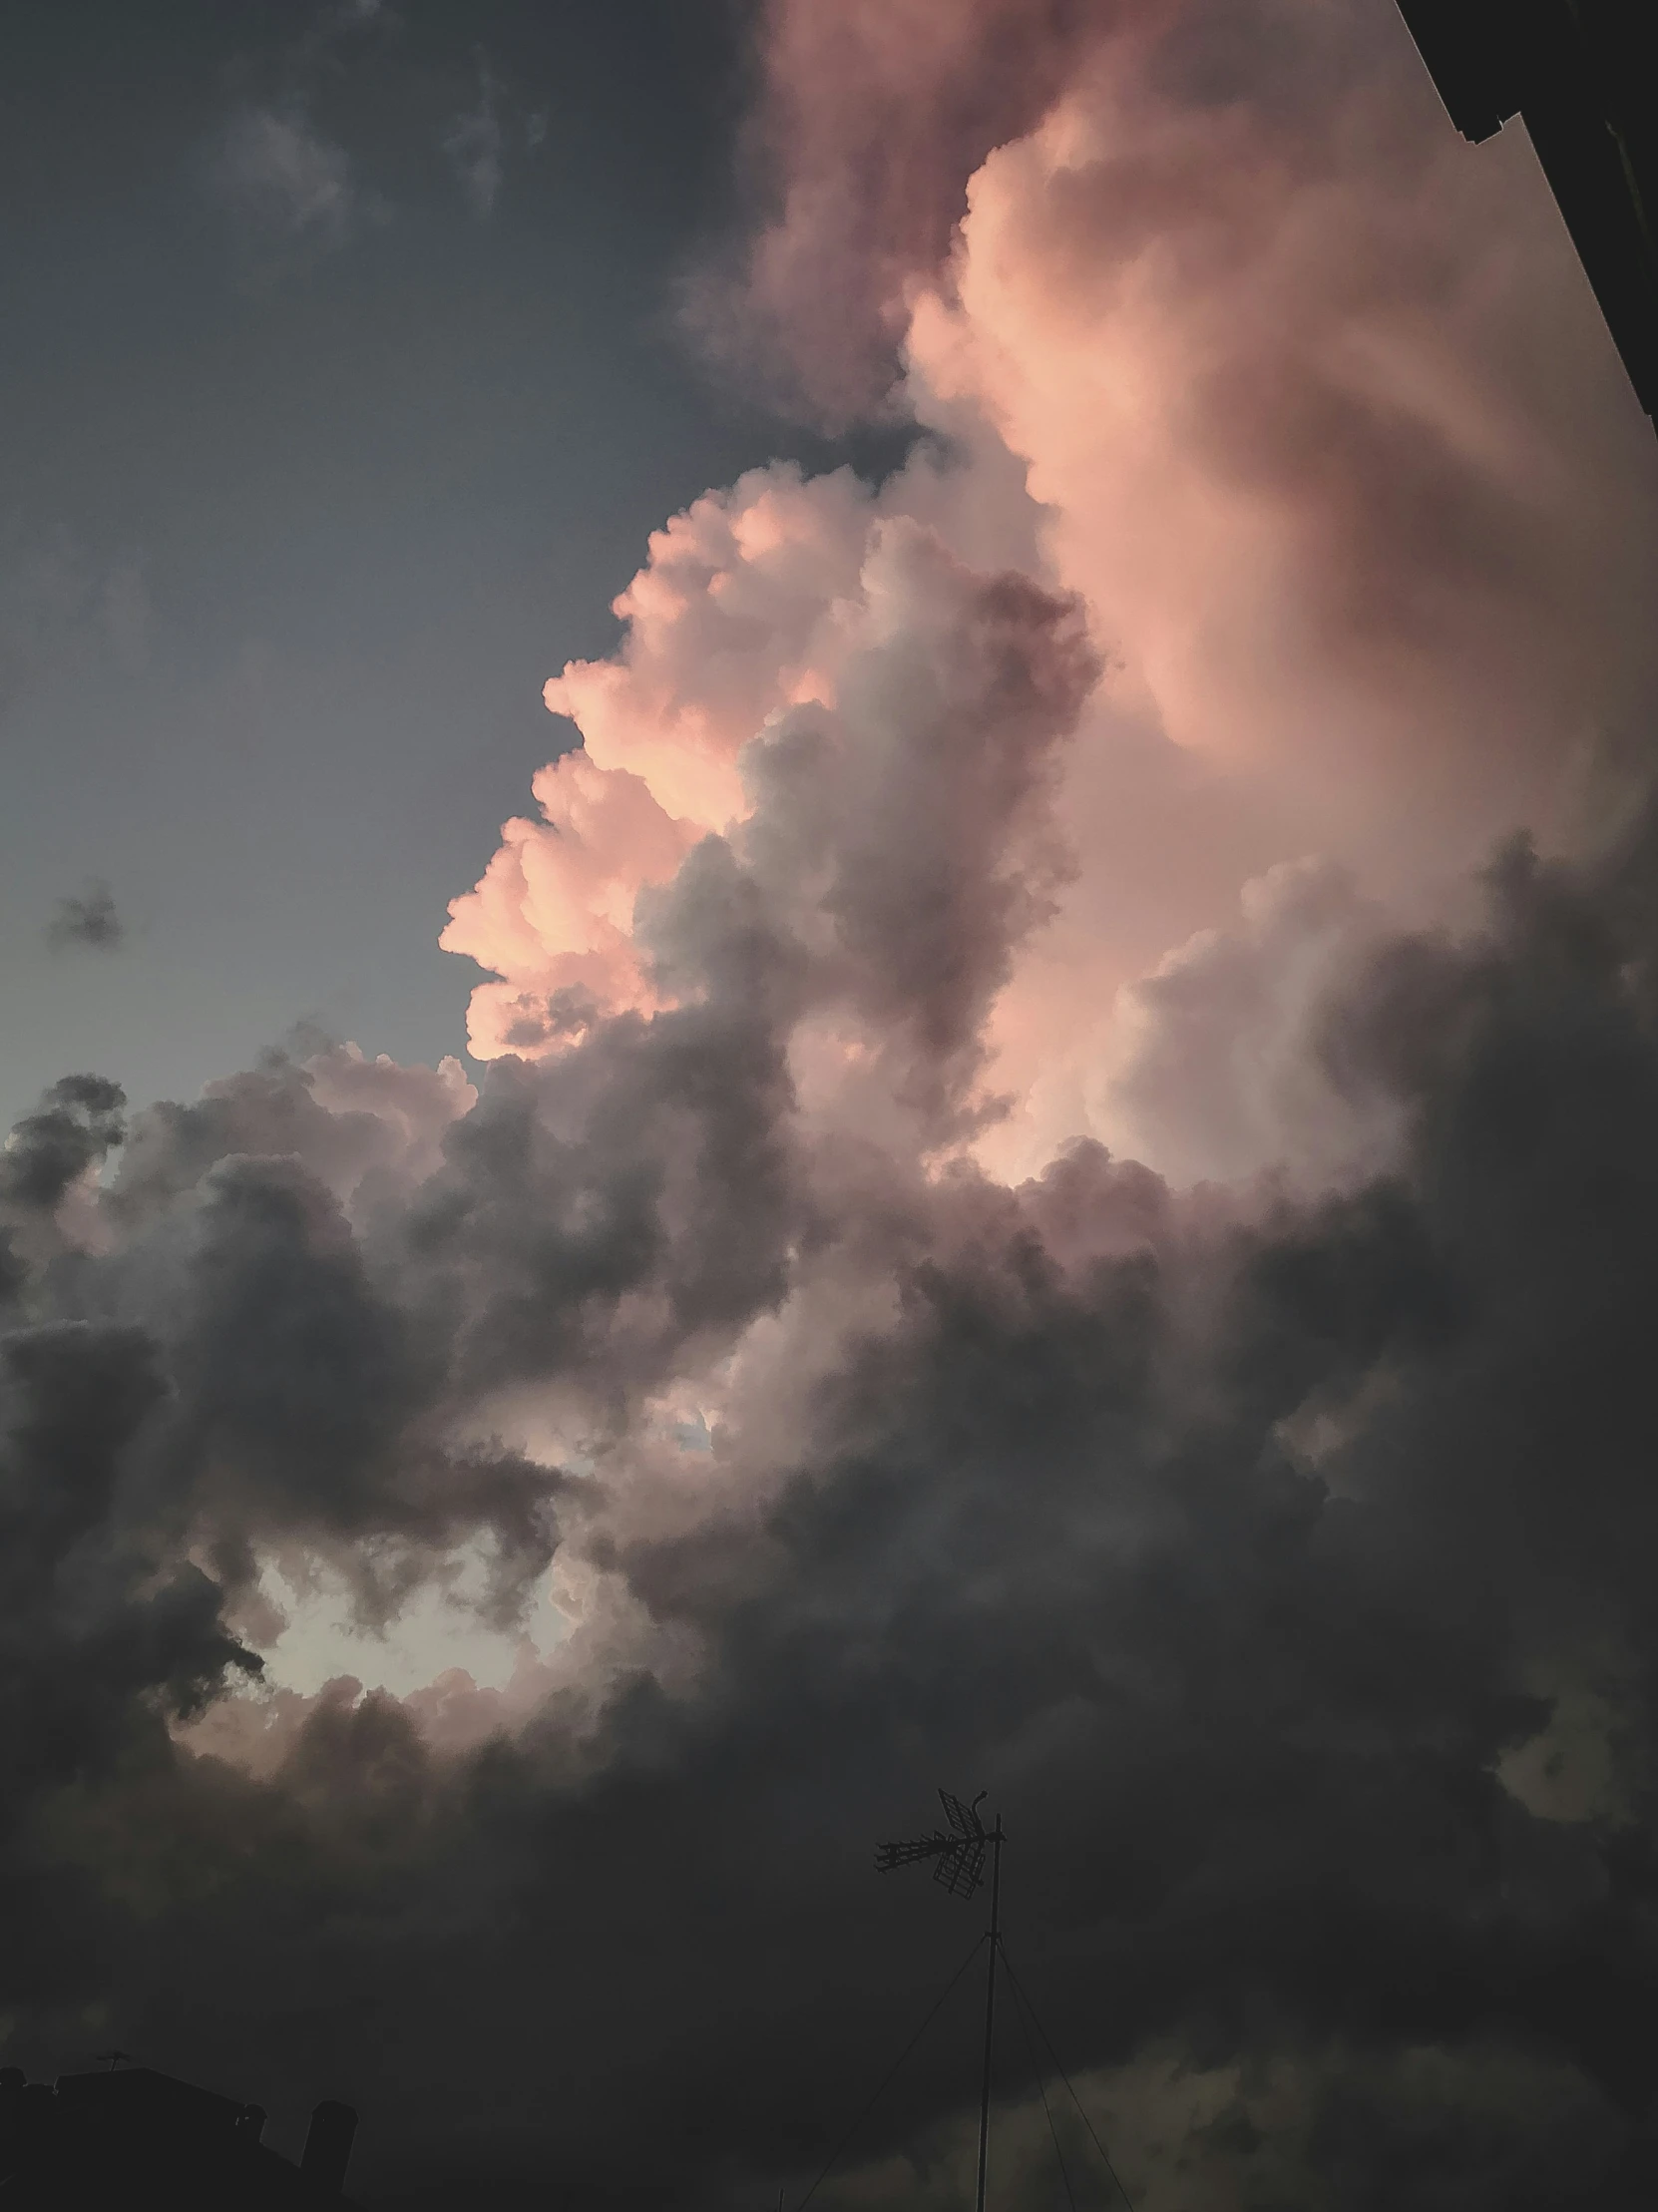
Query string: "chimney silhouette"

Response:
xmin=300 ymin=2100 xmax=357 ymax=2196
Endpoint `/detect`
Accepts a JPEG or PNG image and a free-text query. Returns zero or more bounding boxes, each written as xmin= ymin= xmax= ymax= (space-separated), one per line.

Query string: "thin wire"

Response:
xmin=999 ymin=1942 xmax=1078 ymax=2212
xmin=794 ymin=1932 xmax=989 ymax=2212
xmin=998 ymin=1951 xmax=1137 ymax=2212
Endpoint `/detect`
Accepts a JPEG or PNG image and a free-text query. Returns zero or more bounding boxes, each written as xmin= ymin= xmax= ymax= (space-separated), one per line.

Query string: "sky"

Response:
xmin=0 ymin=0 xmax=896 ymax=1140
xmin=5 ymin=1 xmax=1658 ymax=2207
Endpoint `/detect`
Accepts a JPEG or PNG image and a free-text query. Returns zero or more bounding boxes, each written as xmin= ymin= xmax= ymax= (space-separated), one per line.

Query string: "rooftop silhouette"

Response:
xmin=1396 ymin=0 xmax=1658 ymax=423
xmin=1 ymin=2062 xmax=358 ymax=2212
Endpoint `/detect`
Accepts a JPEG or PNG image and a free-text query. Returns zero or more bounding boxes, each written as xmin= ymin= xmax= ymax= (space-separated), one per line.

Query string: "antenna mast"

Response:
xmin=865 ymin=1790 xmax=1136 ymax=2211
xmin=974 ymin=1810 xmax=1005 ymax=2212
xmin=875 ymin=1787 xmax=1006 ymax=2212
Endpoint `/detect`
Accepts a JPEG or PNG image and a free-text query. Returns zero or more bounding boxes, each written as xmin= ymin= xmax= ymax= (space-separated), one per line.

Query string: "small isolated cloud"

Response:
xmin=47 ymin=881 xmax=124 ymax=953
xmin=443 ymin=58 xmax=505 ymax=219
xmin=216 ymin=107 xmax=365 ymax=250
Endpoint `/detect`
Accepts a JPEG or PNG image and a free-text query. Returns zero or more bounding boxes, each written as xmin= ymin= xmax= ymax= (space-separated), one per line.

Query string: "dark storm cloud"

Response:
xmin=3 ymin=12 xmax=1654 ymax=2178
xmin=0 ymin=1321 xmax=260 ymax=1795
xmin=45 ymin=883 xmax=124 ymax=954
xmin=0 ymin=1075 xmax=125 ymax=1211
xmin=125 ymin=1154 xmax=563 ymax=1611
xmin=0 ymin=1071 xmax=563 ymax=1642
xmin=4 ymin=5 xmax=1655 ymax=2207
xmin=8 ymin=649 xmax=1658 ymax=2201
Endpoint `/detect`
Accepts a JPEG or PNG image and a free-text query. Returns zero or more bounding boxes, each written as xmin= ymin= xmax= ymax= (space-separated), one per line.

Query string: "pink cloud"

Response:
xmin=544 ymin=463 xmax=874 ymax=826
xmin=905 ymin=29 xmax=1658 ymax=867
xmin=689 ymin=0 xmax=1106 ymax=421
xmin=456 ymin=0 xmax=1658 ymax=1195
xmin=442 ymin=750 xmax=698 ymax=1055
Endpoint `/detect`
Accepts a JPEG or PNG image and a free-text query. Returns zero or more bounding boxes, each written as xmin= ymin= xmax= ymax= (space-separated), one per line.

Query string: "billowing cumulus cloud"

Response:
xmin=1 ymin=1075 xmax=126 ymax=1215
xmin=468 ymin=0 xmax=1658 ymax=1178
xmin=689 ymin=0 xmax=1108 ymax=425
xmin=900 ymin=17 xmax=1658 ymax=845
xmin=11 ymin=804 xmax=1658 ymax=2204
xmin=5 ymin=1 xmax=1658 ymax=2206
xmin=1096 ymin=857 xmax=1403 ymax=1190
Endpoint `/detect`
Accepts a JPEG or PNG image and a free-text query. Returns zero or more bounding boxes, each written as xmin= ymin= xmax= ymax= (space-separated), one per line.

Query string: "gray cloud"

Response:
xmin=5 ymin=658 xmax=1658 ymax=2205
xmin=1102 ymin=857 xmax=1402 ymax=1189
xmin=1 ymin=1074 xmax=125 ymax=1212
xmin=45 ymin=882 xmax=124 ymax=954
xmin=4 ymin=4 xmax=1657 ymax=2200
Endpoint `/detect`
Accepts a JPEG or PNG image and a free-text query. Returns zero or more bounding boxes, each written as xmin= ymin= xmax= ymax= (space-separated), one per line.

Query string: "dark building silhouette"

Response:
xmin=1 ymin=2062 xmax=358 ymax=2211
xmin=1396 ymin=0 xmax=1658 ymax=423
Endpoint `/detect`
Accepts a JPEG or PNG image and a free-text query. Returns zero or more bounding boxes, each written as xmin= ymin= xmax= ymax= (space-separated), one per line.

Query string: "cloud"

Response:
xmin=46 ymin=881 xmax=124 ymax=954
xmin=442 ymin=57 xmax=506 ymax=220
xmin=684 ymin=0 xmax=1106 ymax=425
xmin=215 ymin=107 xmax=370 ymax=251
xmin=677 ymin=0 xmax=1658 ymax=1190
xmin=5 ymin=1 xmax=1658 ymax=2203
xmin=1 ymin=1074 xmax=126 ymax=1212
xmin=1093 ymin=857 xmax=1403 ymax=1190
xmin=114 ymin=1037 xmax=476 ymax=1230
xmin=0 ymin=1321 xmax=262 ymax=1802
xmin=6 ymin=798 xmax=1658 ymax=2205
xmin=900 ymin=18 xmax=1658 ymax=838
xmin=9 ymin=730 xmax=1658 ymax=2208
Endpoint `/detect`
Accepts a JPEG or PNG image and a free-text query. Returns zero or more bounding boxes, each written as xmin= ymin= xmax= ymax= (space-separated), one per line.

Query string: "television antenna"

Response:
xmin=791 ymin=1789 xmax=1135 ymax=2212
xmin=876 ymin=1789 xmax=1004 ymax=2212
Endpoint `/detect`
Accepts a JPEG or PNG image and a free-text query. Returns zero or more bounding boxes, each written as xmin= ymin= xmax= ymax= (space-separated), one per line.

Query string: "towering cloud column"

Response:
xmin=454 ymin=0 xmax=1658 ymax=1182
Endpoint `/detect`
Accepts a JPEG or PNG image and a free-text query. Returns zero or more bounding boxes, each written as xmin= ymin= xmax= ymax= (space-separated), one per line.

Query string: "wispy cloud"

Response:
xmin=442 ymin=58 xmax=505 ymax=220
xmin=46 ymin=881 xmax=125 ymax=953
xmin=441 ymin=55 xmax=546 ymax=221
xmin=215 ymin=107 xmax=370 ymax=250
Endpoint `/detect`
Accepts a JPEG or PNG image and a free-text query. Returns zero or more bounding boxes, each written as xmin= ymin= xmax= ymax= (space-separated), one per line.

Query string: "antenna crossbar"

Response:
xmin=870 ymin=1789 xmax=1004 ymax=2212
xmin=873 ymin=1832 xmax=956 ymax=1872
xmin=858 ymin=1789 xmax=1139 ymax=2212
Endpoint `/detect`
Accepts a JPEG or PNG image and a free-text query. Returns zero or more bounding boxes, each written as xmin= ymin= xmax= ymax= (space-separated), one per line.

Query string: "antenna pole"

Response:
xmin=975 ymin=1815 xmax=1004 ymax=2212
